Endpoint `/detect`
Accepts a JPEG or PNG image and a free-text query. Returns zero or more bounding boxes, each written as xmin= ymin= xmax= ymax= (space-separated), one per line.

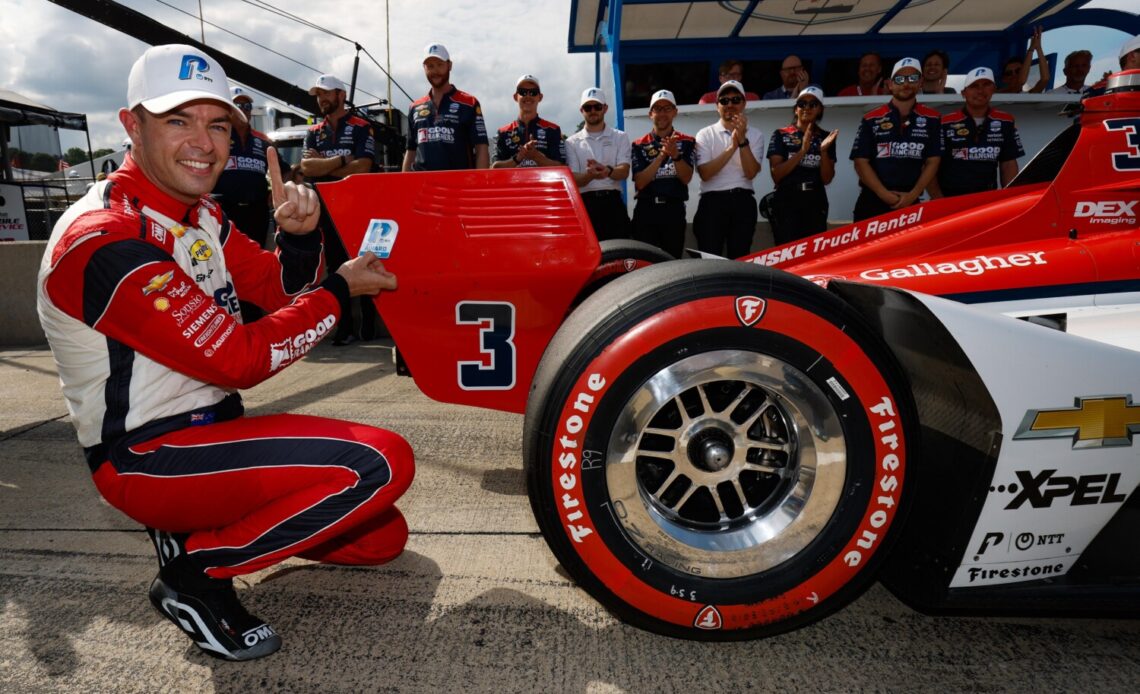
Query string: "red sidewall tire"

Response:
xmin=525 ymin=261 xmax=915 ymax=640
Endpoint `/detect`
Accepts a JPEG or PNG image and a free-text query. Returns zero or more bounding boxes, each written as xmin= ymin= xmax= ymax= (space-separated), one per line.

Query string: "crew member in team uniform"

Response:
xmin=849 ymin=57 xmax=942 ymax=221
xmin=631 ymin=89 xmax=695 ymax=258
xmin=212 ymin=87 xmax=286 ymax=322
xmin=492 ymin=75 xmax=565 ymax=168
xmin=929 ymin=67 xmax=1024 ymax=199
xmin=37 ymin=44 xmax=412 ymax=662
xmin=402 ymin=43 xmax=489 ymax=171
xmin=766 ymin=86 xmax=837 ymax=244
xmin=300 ymin=73 xmax=377 ymax=344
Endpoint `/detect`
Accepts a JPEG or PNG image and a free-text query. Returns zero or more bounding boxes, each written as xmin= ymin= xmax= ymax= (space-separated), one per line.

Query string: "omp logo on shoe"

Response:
xmin=1014 ymin=395 xmax=1140 ymax=449
xmin=735 ymin=296 xmax=766 ymax=327
xmin=242 ymin=623 xmax=277 ymax=647
xmin=694 ymin=605 xmax=723 ymax=630
xmin=160 ymin=597 xmax=232 ymax=658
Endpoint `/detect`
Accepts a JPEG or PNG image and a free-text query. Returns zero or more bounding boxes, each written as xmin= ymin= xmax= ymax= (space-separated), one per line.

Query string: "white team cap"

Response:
xmin=798 ymin=85 xmax=825 ymax=105
xmin=580 ymin=87 xmax=606 ymax=106
xmin=649 ymin=89 xmax=676 ymax=108
xmin=127 ymin=44 xmax=245 ymax=122
xmin=516 ymin=74 xmax=541 ymax=91
xmin=309 ymin=74 xmax=346 ymax=95
xmin=963 ymin=67 xmax=996 ymax=89
xmin=229 ymin=85 xmax=252 ymax=103
xmin=423 ymin=43 xmax=450 ymax=63
xmin=717 ymin=79 xmax=745 ymax=97
xmin=1121 ymin=35 xmax=1140 ymax=60
xmin=892 ymin=57 xmax=922 ymax=77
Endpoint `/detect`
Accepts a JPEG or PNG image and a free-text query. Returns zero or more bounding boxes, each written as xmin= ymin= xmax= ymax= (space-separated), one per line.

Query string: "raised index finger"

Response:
xmin=267 ymin=146 xmax=286 ymax=207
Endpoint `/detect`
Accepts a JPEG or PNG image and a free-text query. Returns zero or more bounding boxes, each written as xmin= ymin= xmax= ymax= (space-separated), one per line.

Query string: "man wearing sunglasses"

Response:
xmin=492 ymin=75 xmax=566 ymax=169
xmin=694 ymin=80 xmax=765 ymax=258
xmin=565 ymin=88 xmax=631 ymax=241
xmin=850 ymin=57 xmax=942 ymax=221
xmin=929 ymin=67 xmax=1024 ymax=200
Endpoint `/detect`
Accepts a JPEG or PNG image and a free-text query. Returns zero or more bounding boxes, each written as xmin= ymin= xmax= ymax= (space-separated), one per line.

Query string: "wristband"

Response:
xmin=340 ymin=154 xmax=347 ymax=167
xmin=737 ymin=138 xmax=749 ymax=148
xmin=606 ymin=165 xmax=614 ymax=177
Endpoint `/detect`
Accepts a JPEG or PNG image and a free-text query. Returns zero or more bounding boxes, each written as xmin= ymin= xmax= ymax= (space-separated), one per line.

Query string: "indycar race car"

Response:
xmin=319 ymin=71 xmax=1140 ymax=640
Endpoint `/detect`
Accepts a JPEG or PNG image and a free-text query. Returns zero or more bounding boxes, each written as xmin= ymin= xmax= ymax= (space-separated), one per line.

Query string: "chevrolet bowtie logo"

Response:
xmin=1014 ymin=395 xmax=1140 ymax=449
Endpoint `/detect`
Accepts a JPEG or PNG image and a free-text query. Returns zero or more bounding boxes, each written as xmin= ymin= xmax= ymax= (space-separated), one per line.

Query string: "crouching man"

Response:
xmin=36 ymin=44 xmax=414 ymax=661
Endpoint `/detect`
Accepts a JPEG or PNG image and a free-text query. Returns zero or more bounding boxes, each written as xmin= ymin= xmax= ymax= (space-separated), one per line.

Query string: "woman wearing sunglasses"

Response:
xmin=764 ymin=86 xmax=837 ymax=245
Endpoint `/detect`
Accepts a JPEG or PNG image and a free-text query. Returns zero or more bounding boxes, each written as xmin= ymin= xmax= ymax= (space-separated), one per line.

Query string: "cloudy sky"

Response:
xmin=1 ymin=0 xmax=598 ymax=151
xmin=1 ymin=0 xmax=1135 ymax=153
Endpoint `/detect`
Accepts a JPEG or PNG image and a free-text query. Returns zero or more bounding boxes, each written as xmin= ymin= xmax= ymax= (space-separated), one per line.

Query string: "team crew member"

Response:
xmin=694 ymin=80 xmax=764 ymax=258
xmin=766 ymin=86 xmax=837 ymax=244
xmin=300 ymin=73 xmax=378 ymax=345
xmin=564 ymin=87 xmax=631 ymax=241
xmin=1120 ymin=35 xmax=1140 ymax=71
xmin=492 ymin=75 xmax=566 ymax=168
xmin=837 ymin=52 xmax=888 ymax=97
xmin=929 ymin=68 xmax=1024 ymax=198
xmin=212 ymin=87 xmax=285 ymax=323
xmin=850 ymin=57 xmax=942 ymax=221
xmin=631 ymin=89 xmax=695 ymax=258
xmin=402 ymin=43 xmax=489 ymax=171
xmin=36 ymin=44 xmax=413 ymax=662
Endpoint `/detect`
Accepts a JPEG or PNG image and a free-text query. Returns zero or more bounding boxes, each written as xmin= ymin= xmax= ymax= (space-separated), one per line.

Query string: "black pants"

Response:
xmin=694 ymin=189 xmax=757 ymax=259
xmin=582 ymin=190 xmax=631 ymax=242
xmin=853 ymin=188 xmax=895 ymax=222
xmin=317 ymin=203 xmax=379 ymax=342
xmin=632 ymin=197 xmax=687 ymax=259
xmin=771 ymin=187 xmax=828 ymax=246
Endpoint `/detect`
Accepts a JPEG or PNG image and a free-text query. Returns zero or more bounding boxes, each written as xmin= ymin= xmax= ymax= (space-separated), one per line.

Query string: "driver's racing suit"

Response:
xmin=36 ymin=156 xmax=413 ymax=578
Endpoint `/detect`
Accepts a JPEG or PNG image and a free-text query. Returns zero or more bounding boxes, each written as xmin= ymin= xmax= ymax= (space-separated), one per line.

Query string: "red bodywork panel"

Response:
xmin=748 ymin=84 xmax=1140 ymax=308
xmin=321 ymin=168 xmax=600 ymax=413
xmin=322 ymin=78 xmax=1140 ymax=414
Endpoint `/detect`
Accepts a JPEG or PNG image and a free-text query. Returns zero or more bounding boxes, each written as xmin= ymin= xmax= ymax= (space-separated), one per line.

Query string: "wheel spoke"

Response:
xmin=730 ymin=479 xmax=749 ymax=511
xmin=743 ymin=460 xmax=784 ymax=476
xmin=651 ymin=468 xmax=683 ymax=499
xmin=696 ymin=385 xmax=714 ymax=417
xmin=670 ymin=483 xmax=699 ymax=512
xmin=739 ymin=393 xmax=772 ymax=431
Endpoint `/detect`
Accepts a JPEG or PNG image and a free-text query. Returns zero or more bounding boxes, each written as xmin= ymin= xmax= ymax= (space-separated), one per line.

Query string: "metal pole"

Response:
xmin=198 ymin=0 xmax=205 ymax=44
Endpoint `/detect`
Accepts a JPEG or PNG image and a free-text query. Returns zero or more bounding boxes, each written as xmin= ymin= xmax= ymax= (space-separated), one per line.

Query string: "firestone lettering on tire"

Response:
xmin=556 ymin=372 xmax=607 ymax=543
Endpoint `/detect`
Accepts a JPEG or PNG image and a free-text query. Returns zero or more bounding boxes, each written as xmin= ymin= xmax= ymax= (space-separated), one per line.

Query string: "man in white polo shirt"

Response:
xmin=565 ymin=87 xmax=632 ymax=241
xmin=694 ymin=80 xmax=764 ymax=258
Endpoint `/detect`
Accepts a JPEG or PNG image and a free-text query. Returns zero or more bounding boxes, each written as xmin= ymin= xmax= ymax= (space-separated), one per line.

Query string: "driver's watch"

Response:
xmin=738 ymin=138 xmax=750 ymax=148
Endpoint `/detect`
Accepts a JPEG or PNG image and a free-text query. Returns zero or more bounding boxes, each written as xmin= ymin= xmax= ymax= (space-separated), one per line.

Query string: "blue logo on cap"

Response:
xmin=179 ymin=55 xmax=211 ymax=81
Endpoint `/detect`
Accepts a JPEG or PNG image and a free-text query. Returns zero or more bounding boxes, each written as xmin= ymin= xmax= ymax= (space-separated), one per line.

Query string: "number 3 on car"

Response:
xmin=456 ymin=301 xmax=516 ymax=391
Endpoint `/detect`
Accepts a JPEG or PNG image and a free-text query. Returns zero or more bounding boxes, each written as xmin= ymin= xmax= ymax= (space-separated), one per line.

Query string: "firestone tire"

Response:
xmin=524 ymin=260 xmax=916 ymax=640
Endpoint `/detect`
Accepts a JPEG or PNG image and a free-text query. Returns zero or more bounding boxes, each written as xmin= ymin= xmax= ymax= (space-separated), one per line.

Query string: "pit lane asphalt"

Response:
xmin=2 ymin=343 xmax=1138 ymax=693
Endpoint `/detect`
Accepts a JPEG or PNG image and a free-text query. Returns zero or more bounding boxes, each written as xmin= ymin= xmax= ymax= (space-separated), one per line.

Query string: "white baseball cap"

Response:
xmin=309 ymin=74 xmax=346 ymax=95
xmin=1121 ymin=35 xmax=1140 ymax=60
xmin=649 ymin=89 xmax=676 ymax=108
xmin=127 ymin=44 xmax=245 ymax=122
xmin=229 ymin=85 xmax=252 ymax=103
xmin=798 ymin=85 xmax=825 ymax=105
xmin=516 ymin=74 xmax=541 ymax=91
xmin=892 ymin=57 xmax=922 ymax=77
xmin=580 ymin=87 xmax=606 ymax=107
xmin=963 ymin=67 xmax=996 ymax=89
xmin=423 ymin=43 xmax=450 ymax=63
xmin=717 ymin=79 xmax=746 ymax=97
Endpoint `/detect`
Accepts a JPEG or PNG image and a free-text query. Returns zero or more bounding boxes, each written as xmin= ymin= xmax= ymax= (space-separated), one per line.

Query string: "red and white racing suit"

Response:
xmin=36 ymin=157 xmax=413 ymax=578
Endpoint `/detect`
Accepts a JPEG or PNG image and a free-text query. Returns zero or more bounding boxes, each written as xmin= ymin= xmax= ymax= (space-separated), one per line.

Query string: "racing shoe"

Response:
xmin=148 ymin=561 xmax=281 ymax=661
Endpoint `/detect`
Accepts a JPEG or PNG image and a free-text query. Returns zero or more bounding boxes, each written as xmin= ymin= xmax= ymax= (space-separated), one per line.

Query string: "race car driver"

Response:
xmin=849 ymin=57 xmax=942 ymax=221
xmin=36 ymin=44 xmax=414 ymax=662
xmin=928 ymin=67 xmax=1025 ymax=198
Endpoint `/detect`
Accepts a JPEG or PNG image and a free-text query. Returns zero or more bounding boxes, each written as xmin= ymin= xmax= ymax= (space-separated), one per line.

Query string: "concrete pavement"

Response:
xmin=2 ymin=343 xmax=1139 ymax=693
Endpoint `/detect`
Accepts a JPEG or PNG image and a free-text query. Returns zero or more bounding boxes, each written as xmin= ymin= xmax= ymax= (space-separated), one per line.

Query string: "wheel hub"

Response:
xmin=605 ymin=349 xmax=848 ymax=579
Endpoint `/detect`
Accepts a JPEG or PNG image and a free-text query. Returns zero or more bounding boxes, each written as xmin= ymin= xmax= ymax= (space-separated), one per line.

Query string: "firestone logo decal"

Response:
xmin=693 ymin=605 xmax=723 ymax=630
xmin=735 ymin=296 xmax=766 ymax=327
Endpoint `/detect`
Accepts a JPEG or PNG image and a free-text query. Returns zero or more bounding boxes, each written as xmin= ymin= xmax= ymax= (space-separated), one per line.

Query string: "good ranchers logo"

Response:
xmin=1013 ymin=395 xmax=1140 ymax=449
